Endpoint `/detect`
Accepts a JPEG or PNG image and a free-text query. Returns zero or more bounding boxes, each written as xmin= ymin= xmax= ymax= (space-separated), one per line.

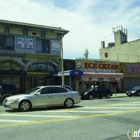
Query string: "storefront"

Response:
xmin=76 ymin=59 xmax=123 ymax=93
xmin=120 ymin=62 xmax=140 ymax=92
xmin=51 ymin=70 xmax=83 ymax=90
xmin=0 ymin=61 xmax=26 ymax=93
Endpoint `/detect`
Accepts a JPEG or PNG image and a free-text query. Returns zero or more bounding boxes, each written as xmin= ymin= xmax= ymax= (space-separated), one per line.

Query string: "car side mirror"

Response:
xmin=35 ymin=92 xmax=40 ymax=95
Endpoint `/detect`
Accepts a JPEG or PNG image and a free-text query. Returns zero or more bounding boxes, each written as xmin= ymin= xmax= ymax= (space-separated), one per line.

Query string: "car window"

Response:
xmin=41 ymin=87 xmax=51 ymax=94
xmin=26 ymin=87 xmax=40 ymax=94
xmin=133 ymin=87 xmax=137 ymax=90
xmin=52 ymin=87 xmax=67 ymax=93
xmin=101 ymin=87 xmax=107 ymax=92
xmin=62 ymin=85 xmax=73 ymax=90
xmin=94 ymin=87 xmax=100 ymax=91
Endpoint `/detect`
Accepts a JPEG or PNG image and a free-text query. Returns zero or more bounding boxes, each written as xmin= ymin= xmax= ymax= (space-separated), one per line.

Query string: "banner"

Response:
xmin=17 ymin=37 xmax=34 ymax=49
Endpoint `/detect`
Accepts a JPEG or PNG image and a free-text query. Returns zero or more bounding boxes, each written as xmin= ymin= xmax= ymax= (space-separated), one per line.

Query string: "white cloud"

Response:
xmin=0 ymin=0 xmax=140 ymax=59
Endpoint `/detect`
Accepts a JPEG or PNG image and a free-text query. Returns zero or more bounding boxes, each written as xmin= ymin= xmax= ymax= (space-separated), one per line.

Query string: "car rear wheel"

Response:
xmin=128 ymin=94 xmax=131 ymax=97
xmin=137 ymin=93 xmax=140 ymax=96
xmin=89 ymin=95 xmax=93 ymax=100
xmin=19 ymin=100 xmax=31 ymax=111
xmin=1 ymin=96 xmax=10 ymax=104
xmin=64 ymin=98 xmax=73 ymax=108
xmin=106 ymin=94 xmax=111 ymax=99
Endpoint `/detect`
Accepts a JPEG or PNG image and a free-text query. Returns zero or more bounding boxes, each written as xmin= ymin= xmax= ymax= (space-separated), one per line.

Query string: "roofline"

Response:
xmin=0 ymin=19 xmax=69 ymax=35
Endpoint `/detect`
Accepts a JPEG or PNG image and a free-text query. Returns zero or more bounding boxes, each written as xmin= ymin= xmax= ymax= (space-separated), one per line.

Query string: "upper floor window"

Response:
xmin=36 ymin=39 xmax=50 ymax=53
xmin=0 ymin=35 xmax=14 ymax=50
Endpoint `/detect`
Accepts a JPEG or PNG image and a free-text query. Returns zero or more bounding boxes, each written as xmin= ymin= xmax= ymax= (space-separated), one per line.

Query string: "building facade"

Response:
xmin=0 ymin=19 xmax=69 ymax=93
xmin=99 ymin=26 xmax=140 ymax=91
xmin=99 ymin=26 xmax=140 ymax=62
xmin=76 ymin=59 xmax=123 ymax=93
xmin=120 ymin=62 xmax=140 ymax=91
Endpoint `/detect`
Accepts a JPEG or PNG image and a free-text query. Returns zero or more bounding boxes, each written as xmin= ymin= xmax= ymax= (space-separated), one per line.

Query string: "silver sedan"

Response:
xmin=3 ymin=85 xmax=81 ymax=111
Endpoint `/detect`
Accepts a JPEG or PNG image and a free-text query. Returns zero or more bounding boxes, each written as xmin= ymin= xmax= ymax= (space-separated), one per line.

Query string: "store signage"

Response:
xmin=120 ymin=63 xmax=140 ymax=74
xmin=17 ymin=37 xmax=34 ymax=49
xmin=84 ymin=63 xmax=118 ymax=69
xmin=83 ymin=73 xmax=123 ymax=78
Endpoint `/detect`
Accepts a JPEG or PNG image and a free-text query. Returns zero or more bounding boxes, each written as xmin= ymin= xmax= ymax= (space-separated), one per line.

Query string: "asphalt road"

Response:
xmin=0 ymin=94 xmax=140 ymax=140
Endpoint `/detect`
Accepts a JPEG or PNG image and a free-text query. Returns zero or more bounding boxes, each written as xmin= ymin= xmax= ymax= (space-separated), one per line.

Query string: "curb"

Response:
xmin=112 ymin=93 xmax=127 ymax=98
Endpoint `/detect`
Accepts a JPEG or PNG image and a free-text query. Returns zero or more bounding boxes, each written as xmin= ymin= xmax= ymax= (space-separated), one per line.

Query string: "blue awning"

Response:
xmin=50 ymin=70 xmax=83 ymax=77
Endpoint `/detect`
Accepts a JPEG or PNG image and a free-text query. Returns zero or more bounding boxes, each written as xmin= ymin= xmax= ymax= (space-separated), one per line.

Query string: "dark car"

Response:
xmin=0 ymin=84 xmax=19 ymax=103
xmin=81 ymin=86 xmax=112 ymax=100
xmin=126 ymin=86 xmax=140 ymax=97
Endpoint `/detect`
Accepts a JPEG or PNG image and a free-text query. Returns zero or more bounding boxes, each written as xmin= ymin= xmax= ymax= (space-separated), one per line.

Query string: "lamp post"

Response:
xmin=60 ymin=34 xmax=64 ymax=85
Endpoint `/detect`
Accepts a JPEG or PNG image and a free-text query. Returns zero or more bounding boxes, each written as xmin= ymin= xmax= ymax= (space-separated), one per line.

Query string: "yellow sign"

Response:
xmin=76 ymin=59 xmax=119 ymax=70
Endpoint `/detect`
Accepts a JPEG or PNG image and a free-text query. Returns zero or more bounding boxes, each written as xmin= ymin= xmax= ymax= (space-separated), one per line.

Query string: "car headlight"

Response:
xmin=84 ymin=92 xmax=88 ymax=95
xmin=7 ymin=98 xmax=17 ymax=103
xmin=132 ymin=91 xmax=136 ymax=94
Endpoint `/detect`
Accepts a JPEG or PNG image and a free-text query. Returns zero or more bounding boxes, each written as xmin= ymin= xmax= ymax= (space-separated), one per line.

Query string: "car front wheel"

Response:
xmin=19 ymin=100 xmax=31 ymax=111
xmin=106 ymin=94 xmax=111 ymax=99
xmin=64 ymin=98 xmax=73 ymax=108
xmin=89 ymin=95 xmax=93 ymax=100
xmin=127 ymin=94 xmax=131 ymax=97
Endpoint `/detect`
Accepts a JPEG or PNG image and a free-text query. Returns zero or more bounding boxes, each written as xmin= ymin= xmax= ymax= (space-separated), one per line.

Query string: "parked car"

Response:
xmin=3 ymin=85 xmax=81 ymax=111
xmin=0 ymin=84 xmax=19 ymax=103
xmin=81 ymin=86 xmax=112 ymax=100
xmin=126 ymin=86 xmax=140 ymax=97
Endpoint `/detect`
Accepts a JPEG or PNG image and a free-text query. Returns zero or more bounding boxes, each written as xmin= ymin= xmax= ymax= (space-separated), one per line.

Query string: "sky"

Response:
xmin=0 ymin=0 xmax=140 ymax=59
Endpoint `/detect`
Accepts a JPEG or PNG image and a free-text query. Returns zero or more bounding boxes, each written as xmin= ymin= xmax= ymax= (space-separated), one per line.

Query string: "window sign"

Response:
xmin=16 ymin=37 xmax=34 ymax=49
xmin=51 ymin=40 xmax=61 ymax=52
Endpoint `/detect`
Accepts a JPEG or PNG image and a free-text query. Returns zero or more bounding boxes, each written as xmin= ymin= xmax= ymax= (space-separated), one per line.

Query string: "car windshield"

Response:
xmin=88 ymin=88 xmax=95 ymax=92
xmin=25 ymin=87 xmax=40 ymax=95
xmin=133 ymin=86 xmax=140 ymax=90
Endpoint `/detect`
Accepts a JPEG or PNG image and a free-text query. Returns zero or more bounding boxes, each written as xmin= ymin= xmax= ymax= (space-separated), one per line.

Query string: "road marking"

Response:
xmin=75 ymin=106 xmax=140 ymax=109
xmin=0 ymin=108 xmax=140 ymax=128
xmin=111 ymin=104 xmax=140 ymax=106
xmin=1 ymin=114 xmax=80 ymax=118
xmin=0 ymin=119 xmax=35 ymax=123
xmin=1 ymin=110 xmax=123 ymax=116
xmin=42 ymin=110 xmax=123 ymax=113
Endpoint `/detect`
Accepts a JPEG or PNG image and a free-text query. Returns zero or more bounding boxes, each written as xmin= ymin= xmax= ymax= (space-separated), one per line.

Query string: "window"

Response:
xmin=28 ymin=63 xmax=56 ymax=72
xmin=0 ymin=61 xmax=22 ymax=71
xmin=41 ymin=87 xmax=51 ymax=94
xmin=52 ymin=87 xmax=67 ymax=93
xmin=0 ymin=35 xmax=14 ymax=50
xmin=36 ymin=39 xmax=50 ymax=53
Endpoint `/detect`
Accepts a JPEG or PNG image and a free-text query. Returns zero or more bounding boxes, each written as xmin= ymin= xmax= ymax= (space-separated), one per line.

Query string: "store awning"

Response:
xmin=51 ymin=70 xmax=83 ymax=77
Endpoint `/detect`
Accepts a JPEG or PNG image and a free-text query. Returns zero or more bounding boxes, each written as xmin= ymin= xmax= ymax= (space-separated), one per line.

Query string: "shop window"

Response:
xmin=0 ymin=35 xmax=14 ymax=50
xmin=0 ymin=61 xmax=22 ymax=71
xmin=36 ymin=39 xmax=50 ymax=53
xmin=28 ymin=63 xmax=56 ymax=72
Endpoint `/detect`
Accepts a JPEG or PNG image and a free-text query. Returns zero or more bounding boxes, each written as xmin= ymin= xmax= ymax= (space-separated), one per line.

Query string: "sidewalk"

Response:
xmin=112 ymin=93 xmax=127 ymax=98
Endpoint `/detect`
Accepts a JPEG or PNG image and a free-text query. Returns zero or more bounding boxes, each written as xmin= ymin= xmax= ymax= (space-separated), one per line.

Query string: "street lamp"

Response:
xmin=60 ymin=34 xmax=64 ymax=85
xmin=54 ymin=30 xmax=69 ymax=86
